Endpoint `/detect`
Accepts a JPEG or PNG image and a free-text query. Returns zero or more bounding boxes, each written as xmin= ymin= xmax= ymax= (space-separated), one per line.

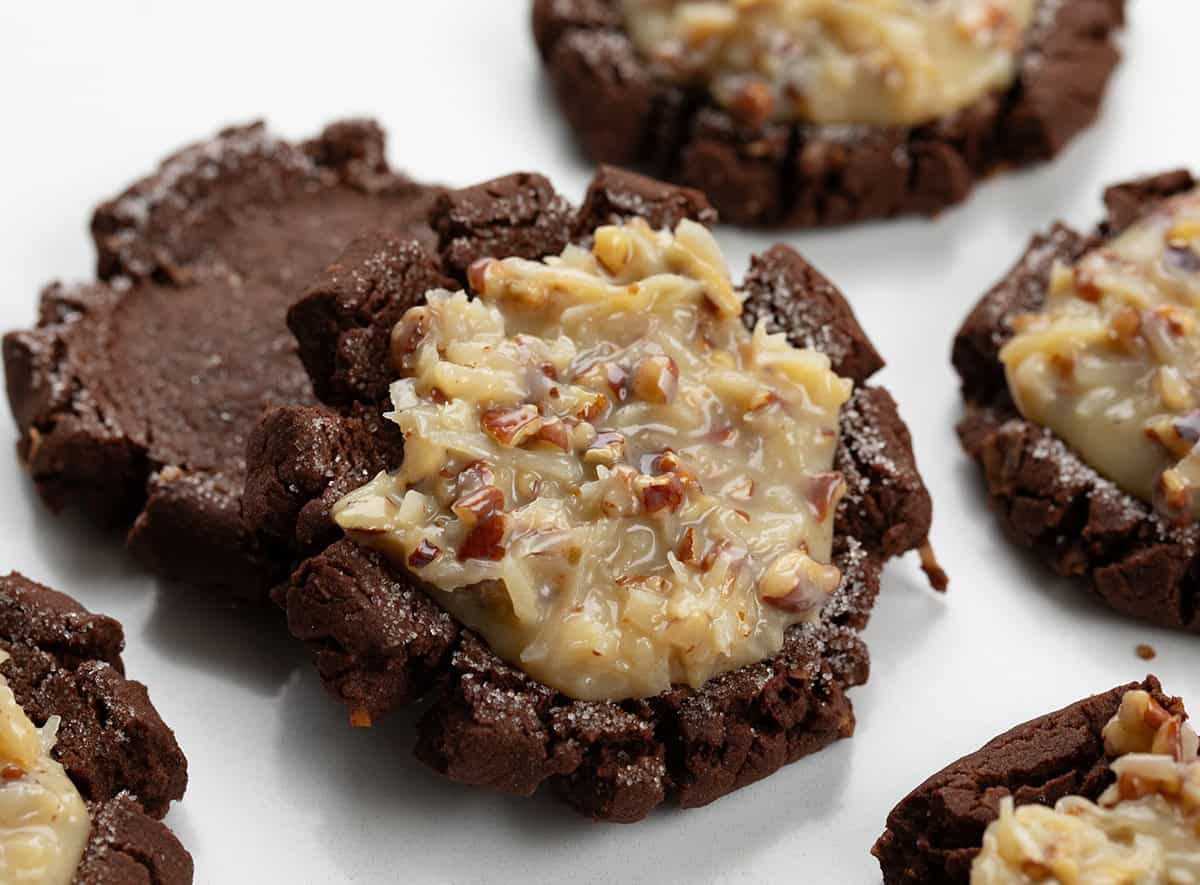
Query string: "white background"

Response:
xmin=0 ymin=2 xmax=1194 ymax=882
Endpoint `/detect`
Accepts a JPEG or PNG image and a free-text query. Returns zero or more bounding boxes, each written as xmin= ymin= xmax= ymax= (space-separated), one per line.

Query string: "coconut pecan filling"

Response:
xmin=333 ymin=219 xmax=852 ymax=701
xmin=972 ymin=690 xmax=1200 ymax=884
xmin=1002 ymin=188 xmax=1200 ymax=525
xmin=620 ymin=0 xmax=1033 ymax=127
xmin=0 ymin=654 xmax=89 ymax=885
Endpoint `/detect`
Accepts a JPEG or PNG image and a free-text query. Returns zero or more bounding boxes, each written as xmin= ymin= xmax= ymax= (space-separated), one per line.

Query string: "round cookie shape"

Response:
xmin=243 ymin=166 xmax=938 ymax=820
xmin=953 ymin=169 xmax=1200 ymax=633
xmin=873 ymin=677 xmax=1188 ymax=884
xmin=532 ymin=0 xmax=1126 ymax=227
xmin=0 ymin=572 xmax=192 ymax=884
xmin=2 ymin=120 xmax=440 ymax=597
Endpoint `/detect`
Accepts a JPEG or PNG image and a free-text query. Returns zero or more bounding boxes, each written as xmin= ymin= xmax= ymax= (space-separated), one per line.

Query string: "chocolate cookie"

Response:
xmin=243 ymin=166 xmax=937 ymax=820
xmin=872 ymin=676 xmax=1180 ymax=884
xmin=953 ymin=169 xmax=1200 ymax=632
xmin=532 ymin=0 xmax=1125 ymax=227
xmin=3 ymin=120 xmax=439 ymax=597
xmin=0 ymin=571 xmax=192 ymax=884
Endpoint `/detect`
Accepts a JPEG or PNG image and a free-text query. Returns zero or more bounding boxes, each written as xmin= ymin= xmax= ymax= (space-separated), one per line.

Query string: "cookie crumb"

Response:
xmin=918 ymin=541 xmax=949 ymax=592
xmin=350 ymin=707 xmax=372 ymax=728
xmin=1136 ymin=643 xmax=1157 ymax=661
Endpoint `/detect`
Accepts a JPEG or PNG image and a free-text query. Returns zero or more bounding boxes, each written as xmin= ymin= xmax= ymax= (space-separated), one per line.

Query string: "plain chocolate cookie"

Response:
xmin=0 ymin=571 xmax=192 ymax=884
xmin=953 ymin=169 xmax=1200 ymax=633
xmin=3 ymin=120 xmax=440 ymax=597
xmin=243 ymin=166 xmax=937 ymax=821
xmin=533 ymin=0 xmax=1126 ymax=227
xmin=873 ymin=676 xmax=1181 ymax=884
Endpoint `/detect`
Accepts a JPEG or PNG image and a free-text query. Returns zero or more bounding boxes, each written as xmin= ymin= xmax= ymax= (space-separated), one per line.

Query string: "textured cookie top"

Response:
xmin=333 ymin=217 xmax=852 ymax=700
xmin=622 ymin=0 xmax=1033 ymax=126
xmin=2 ymin=120 xmax=438 ymax=595
xmin=1002 ymin=185 xmax=1200 ymax=525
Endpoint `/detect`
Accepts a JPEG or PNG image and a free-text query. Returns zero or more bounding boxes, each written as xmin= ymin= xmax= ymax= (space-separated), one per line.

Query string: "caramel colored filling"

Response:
xmin=1002 ymin=188 xmax=1200 ymax=525
xmin=972 ymin=690 xmax=1200 ymax=884
xmin=0 ymin=655 xmax=89 ymax=884
xmin=335 ymin=219 xmax=851 ymax=700
xmin=621 ymin=0 xmax=1033 ymax=127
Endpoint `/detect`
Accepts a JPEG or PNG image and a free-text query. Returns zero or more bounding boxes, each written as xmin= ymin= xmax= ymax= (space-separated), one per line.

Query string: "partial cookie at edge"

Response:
xmin=532 ymin=0 xmax=1125 ymax=227
xmin=873 ymin=677 xmax=1181 ymax=884
xmin=952 ymin=170 xmax=1200 ymax=632
xmin=0 ymin=571 xmax=192 ymax=884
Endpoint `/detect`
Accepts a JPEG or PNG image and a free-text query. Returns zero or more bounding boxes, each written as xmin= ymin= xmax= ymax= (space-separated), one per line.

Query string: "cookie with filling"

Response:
xmin=533 ymin=0 xmax=1125 ymax=227
xmin=954 ymin=169 xmax=1200 ymax=632
xmin=874 ymin=677 xmax=1195 ymax=884
xmin=244 ymin=166 xmax=938 ymax=820
xmin=0 ymin=571 xmax=191 ymax=884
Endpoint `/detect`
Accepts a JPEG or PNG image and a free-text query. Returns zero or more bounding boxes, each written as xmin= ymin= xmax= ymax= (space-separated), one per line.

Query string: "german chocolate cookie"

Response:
xmin=873 ymin=677 xmax=1183 ymax=883
xmin=954 ymin=169 xmax=1200 ymax=632
xmin=3 ymin=120 xmax=439 ymax=597
xmin=243 ymin=166 xmax=936 ymax=821
xmin=532 ymin=0 xmax=1125 ymax=227
xmin=0 ymin=571 xmax=192 ymax=884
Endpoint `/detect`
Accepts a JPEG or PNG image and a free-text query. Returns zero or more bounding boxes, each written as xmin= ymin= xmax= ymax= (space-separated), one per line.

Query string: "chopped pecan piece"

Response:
xmin=531 ymin=417 xmax=570 ymax=451
xmin=482 ymin=405 xmax=543 ymax=447
xmin=408 ymin=540 xmax=440 ymax=569
xmin=640 ymin=474 xmax=684 ymax=514
xmin=452 ymin=486 xmax=505 ymax=527
xmin=631 ymin=354 xmax=679 ymax=404
xmin=459 ymin=515 xmax=507 ymax=561
xmin=467 ymin=257 xmax=494 ymax=293
xmin=584 ymin=430 xmax=626 ymax=465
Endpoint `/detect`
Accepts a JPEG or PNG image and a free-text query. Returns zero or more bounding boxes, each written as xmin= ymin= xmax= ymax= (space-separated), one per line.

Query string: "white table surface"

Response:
xmin=0 ymin=2 xmax=1194 ymax=882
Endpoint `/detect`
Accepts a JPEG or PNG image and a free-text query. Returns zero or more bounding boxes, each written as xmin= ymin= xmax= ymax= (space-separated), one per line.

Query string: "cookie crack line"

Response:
xmin=954 ymin=169 xmax=1200 ymax=633
xmin=244 ymin=164 xmax=940 ymax=820
xmin=532 ymin=0 xmax=1125 ymax=227
xmin=2 ymin=118 xmax=443 ymax=598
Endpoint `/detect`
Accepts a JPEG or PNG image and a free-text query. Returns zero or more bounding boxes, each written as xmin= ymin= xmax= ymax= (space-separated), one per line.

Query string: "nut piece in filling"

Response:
xmin=333 ymin=219 xmax=852 ymax=701
xmin=620 ymin=0 xmax=1035 ymax=127
xmin=972 ymin=689 xmax=1200 ymax=884
xmin=0 ymin=654 xmax=89 ymax=884
xmin=1002 ymin=188 xmax=1200 ymax=525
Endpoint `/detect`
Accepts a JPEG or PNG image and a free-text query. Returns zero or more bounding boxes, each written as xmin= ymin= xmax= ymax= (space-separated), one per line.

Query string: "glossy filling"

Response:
xmin=334 ymin=219 xmax=851 ymax=700
xmin=621 ymin=0 xmax=1033 ymax=127
xmin=1002 ymin=188 xmax=1200 ymax=525
xmin=0 ymin=655 xmax=89 ymax=885
xmin=972 ymin=689 xmax=1200 ymax=884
